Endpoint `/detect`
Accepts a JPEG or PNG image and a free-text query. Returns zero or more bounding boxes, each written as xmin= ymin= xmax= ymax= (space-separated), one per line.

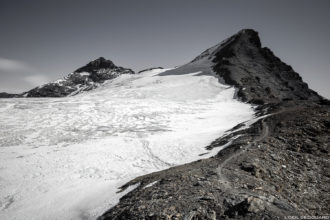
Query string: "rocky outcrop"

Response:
xmin=99 ymin=29 xmax=329 ymax=219
xmin=0 ymin=57 xmax=134 ymax=98
xmin=23 ymin=57 xmax=134 ymax=97
xmin=211 ymin=29 xmax=321 ymax=104
xmin=138 ymin=67 xmax=164 ymax=73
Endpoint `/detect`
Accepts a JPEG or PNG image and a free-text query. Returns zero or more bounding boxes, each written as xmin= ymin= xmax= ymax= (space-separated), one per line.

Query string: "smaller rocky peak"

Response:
xmin=20 ymin=57 xmax=134 ymax=98
xmin=74 ymin=57 xmax=116 ymax=73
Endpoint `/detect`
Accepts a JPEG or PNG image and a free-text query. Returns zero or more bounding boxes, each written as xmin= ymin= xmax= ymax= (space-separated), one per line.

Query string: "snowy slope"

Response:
xmin=0 ymin=68 xmax=255 ymax=220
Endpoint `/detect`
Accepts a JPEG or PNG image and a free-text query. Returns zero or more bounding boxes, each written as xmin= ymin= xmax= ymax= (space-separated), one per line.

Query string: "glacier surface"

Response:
xmin=0 ymin=68 xmax=255 ymax=219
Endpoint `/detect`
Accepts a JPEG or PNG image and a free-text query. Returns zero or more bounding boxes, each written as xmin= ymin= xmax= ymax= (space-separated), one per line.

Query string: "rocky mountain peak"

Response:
xmin=210 ymin=29 xmax=322 ymax=104
xmin=19 ymin=57 xmax=134 ymax=97
xmin=189 ymin=29 xmax=261 ymax=64
xmin=234 ymin=29 xmax=261 ymax=47
xmin=74 ymin=57 xmax=116 ymax=73
xmin=169 ymin=28 xmax=322 ymax=105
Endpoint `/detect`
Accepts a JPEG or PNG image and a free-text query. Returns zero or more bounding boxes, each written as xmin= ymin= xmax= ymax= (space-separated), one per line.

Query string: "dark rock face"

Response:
xmin=74 ymin=57 xmax=116 ymax=73
xmin=15 ymin=57 xmax=134 ymax=98
xmin=211 ymin=29 xmax=321 ymax=104
xmin=99 ymin=29 xmax=329 ymax=219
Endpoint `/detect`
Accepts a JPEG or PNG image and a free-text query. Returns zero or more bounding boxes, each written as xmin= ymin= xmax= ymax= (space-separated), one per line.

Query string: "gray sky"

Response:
xmin=0 ymin=0 xmax=329 ymax=98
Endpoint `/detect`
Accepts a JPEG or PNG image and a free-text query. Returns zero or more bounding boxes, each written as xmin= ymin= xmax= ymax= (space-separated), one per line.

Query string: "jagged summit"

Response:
xmin=210 ymin=29 xmax=322 ymax=104
xmin=74 ymin=57 xmax=116 ymax=73
xmin=182 ymin=28 xmax=322 ymax=104
xmin=235 ymin=28 xmax=261 ymax=47
xmin=0 ymin=57 xmax=134 ymax=98
xmin=20 ymin=58 xmax=134 ymax=97
xmin=189 ymin=29 xmax=260 ymax=64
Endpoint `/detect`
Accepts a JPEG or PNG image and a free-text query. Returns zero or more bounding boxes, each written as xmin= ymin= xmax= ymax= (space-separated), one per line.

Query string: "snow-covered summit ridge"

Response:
xmin=22 ymin=57 xmax=134 ymax=97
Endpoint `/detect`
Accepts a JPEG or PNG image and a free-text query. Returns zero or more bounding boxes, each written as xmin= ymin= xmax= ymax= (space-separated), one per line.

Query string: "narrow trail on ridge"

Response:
xmin=216 ymin=117 xmax=269 ymax=190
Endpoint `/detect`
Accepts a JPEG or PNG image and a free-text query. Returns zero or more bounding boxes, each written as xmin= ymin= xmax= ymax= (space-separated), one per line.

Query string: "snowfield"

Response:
xmin=0 ymin=68 xmax=255 ymax=219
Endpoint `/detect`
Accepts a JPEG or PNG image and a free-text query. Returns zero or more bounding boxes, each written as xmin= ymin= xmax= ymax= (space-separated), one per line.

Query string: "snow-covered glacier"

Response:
xmin=0 ymin=68 xmax=255 ymax=219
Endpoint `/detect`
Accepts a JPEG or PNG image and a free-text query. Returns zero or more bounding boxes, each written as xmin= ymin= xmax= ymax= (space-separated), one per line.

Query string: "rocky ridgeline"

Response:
xmin=1 ymin=57 xmax=134 ymax=98
xmin=138 ymin=67 xmax=164 ymax=73
xmin=25 ymin=57 xmax=134 ymax=97
xmin=211 ymin=29 xmax=321 ymax=104
xmin=99 ymin=30 xmax=329 ymax=219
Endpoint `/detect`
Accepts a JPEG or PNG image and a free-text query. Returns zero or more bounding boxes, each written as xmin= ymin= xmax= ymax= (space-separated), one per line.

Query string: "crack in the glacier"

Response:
xmin=140 ymin=139 xmax=174 ymax=168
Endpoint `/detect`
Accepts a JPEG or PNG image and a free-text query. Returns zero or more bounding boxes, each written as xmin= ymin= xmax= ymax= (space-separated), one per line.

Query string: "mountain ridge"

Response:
xmin=211 ymin=29 xmax=321 ymax=104
xmin=0 ymin=29 xmax=325 ymax=102
xmin=0 ymin=57 xmax=134 ymax=98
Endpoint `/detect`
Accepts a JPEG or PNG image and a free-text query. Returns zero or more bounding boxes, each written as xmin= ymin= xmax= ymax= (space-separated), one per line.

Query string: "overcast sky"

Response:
xmin=0 ymin=0 xmax=329 ymax=98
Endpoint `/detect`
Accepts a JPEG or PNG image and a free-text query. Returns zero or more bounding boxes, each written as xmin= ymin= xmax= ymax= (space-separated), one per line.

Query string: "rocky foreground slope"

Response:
xmin=0 ymin=57 xmax=134 ymax=98
xmin=99 ymin=30 xmax=329 ymax=219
